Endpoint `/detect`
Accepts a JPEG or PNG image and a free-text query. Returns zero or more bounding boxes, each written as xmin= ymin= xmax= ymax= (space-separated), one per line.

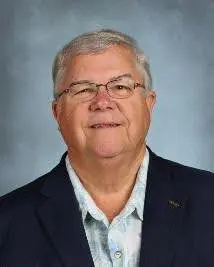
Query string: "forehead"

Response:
xmin=62 ymin=46 xmax=142 ymax=85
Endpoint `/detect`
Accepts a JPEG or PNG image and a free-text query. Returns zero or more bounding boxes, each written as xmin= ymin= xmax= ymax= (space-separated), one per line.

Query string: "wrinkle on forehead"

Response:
xmin=56 ymin=45 xmax=141 ymax=88
xmin=60 ymin=46 xmax=142 ymax=88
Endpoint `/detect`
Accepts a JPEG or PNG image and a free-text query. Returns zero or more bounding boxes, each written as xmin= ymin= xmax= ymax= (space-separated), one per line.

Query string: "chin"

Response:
xmin=92 ymin=143 xmax=124 ymax=158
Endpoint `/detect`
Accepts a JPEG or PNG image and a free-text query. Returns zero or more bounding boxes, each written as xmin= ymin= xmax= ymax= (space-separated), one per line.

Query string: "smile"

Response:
xmin=90 ymin=123 xmax=121 ymax=129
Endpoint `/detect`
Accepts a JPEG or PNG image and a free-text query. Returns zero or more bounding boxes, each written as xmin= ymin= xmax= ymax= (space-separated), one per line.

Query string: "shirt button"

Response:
xmin=114 ymin=251 xmax=122 ymax=259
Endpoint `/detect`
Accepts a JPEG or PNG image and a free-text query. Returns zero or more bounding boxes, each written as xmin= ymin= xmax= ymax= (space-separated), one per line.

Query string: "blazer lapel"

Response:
xmin=35 ymin=149 xmax=188 ymax=267
xmin=36 ymin=153 xmax=94 ymax=267
xmin=139 ymin=149 xmax=188 ymax=267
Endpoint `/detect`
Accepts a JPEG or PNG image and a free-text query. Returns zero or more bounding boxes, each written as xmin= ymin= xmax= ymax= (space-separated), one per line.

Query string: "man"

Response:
xmin=0 ymin=29 xmax=213 ymax=267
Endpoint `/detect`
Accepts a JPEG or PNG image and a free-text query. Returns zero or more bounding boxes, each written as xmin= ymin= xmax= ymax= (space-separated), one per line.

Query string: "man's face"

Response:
xmin=52 ymin=46 xmax=156 ymax=159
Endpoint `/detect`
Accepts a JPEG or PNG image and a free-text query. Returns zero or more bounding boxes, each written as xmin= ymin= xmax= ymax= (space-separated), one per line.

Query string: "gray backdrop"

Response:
xmin=0 ymin=0 xmax=213 ymax=196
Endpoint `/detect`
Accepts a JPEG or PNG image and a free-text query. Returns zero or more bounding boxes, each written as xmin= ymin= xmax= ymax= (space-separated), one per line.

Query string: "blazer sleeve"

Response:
xmin=0 ymin=197 xmax=12 ymax=255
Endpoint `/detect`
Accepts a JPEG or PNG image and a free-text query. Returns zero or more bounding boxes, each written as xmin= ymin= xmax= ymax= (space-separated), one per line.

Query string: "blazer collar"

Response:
xmin=37 ymin=151 xmax=94 ymax=267
xmin=139 ymin=147 xmax=188 ymax=267
xmin=37 ymin=148 xmax=188 ymax=267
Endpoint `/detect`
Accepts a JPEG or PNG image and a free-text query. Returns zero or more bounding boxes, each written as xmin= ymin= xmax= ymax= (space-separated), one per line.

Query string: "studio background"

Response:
xmin=0 ymin=0 xmax=213 ymax=196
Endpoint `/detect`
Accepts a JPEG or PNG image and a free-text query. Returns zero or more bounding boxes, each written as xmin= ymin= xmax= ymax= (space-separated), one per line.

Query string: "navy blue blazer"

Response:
xmin=0 ymin=148 xmax=214 ymax=267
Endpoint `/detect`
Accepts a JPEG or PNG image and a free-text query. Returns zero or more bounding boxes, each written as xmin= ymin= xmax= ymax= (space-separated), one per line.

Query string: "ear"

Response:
xmin=52 ymin=100 xmax=60 ymax=123
xmin=146 ymin=90 xmax=156 ymax=116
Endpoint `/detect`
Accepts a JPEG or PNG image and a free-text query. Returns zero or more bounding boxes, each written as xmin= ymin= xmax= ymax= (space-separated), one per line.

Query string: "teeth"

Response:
xmin=92 ymin=124 xmax=119 ymax=128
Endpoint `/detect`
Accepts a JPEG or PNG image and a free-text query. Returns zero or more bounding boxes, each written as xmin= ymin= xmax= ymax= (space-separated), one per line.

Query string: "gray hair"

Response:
xmin=52 ymin=29 xmax=153 ymax=99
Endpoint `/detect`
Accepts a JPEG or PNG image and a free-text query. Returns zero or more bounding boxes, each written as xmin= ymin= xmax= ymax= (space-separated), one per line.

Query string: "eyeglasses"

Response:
xmin=55 ymin=76 xmax=145 ymax=101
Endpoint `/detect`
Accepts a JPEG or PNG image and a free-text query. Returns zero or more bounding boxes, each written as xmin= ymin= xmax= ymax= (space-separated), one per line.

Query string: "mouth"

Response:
xmin=90 ymin=123 xmax=121 ymax=129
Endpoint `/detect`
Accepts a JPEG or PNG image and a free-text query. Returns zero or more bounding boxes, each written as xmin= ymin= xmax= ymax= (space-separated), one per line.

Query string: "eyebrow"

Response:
xmin=109 ymin=73 xmax=133 ymax=81
xmin=68 ymin=73 xmax=133 ymax=87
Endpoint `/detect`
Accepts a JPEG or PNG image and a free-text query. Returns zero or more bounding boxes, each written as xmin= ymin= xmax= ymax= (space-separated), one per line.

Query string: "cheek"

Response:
xmin=58 ymin=105 xmax=75 ymax=129
xmin=58 ymin=103 xmax=87 ymax=139
xmin=127 ymin=100 xmax=150 ymax=135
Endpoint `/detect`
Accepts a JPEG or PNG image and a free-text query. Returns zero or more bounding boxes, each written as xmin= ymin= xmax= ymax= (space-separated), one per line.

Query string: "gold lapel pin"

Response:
xmin=168 ymin=199 xmax=181 ymax=208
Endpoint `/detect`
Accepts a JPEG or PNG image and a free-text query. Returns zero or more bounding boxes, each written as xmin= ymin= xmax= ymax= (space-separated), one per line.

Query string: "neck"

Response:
xmin=68 ymin=145 xmax=146 ymax=222
xmin=68 ymin=145 xmax=146 ymax=192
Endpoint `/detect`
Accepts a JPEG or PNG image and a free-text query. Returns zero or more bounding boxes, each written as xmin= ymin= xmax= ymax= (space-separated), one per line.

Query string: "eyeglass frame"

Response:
xmin=54 ymin=78 xmax=146 ymax=101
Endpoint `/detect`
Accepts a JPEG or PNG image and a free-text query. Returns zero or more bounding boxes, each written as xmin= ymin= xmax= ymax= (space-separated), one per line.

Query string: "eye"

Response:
xmin=75 ymin=88 xmax=94 ymax=95
xmin=113 ymin=84 xmax=131 ymax=91
xmin=116 ymin=85 xmax=125 ymax=90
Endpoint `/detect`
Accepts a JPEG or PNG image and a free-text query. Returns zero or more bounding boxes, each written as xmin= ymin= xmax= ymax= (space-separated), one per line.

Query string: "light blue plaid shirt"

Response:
xmin=65 ymin=149 xmax=149 ymax=267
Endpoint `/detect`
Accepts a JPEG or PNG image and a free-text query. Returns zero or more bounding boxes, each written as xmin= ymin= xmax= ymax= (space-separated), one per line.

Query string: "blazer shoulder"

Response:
xmin=0 ymin=171 xmax=49 ymax=250
xmin=0 ymin=152 xmax=67 ymax=211
xmin=0 ymin=173 xmax=47 ymax=214
xmin=154 ymin=153 xmax=214 ymax=191
xmin=0 ymin=155 xmax=67 ymax=248
xmin=0 ymin=158 xmax=65 ymax=212
xmin=162 ymin=155 xmax=213 ymax=175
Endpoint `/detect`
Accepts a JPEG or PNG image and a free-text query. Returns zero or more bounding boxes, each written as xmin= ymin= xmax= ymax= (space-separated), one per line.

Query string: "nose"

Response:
xmin=89 ymin=85 xmax=116 ymax=112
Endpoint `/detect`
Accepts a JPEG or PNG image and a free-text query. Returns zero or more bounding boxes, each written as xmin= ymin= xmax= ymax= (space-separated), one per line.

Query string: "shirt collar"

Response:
xmin=65 ymin=157 xmax=104 ymax=222
xmin=116 ymin=148 xmax=149 ymax=221
xmin=65 ymin=148 xmax=149 ymax=222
